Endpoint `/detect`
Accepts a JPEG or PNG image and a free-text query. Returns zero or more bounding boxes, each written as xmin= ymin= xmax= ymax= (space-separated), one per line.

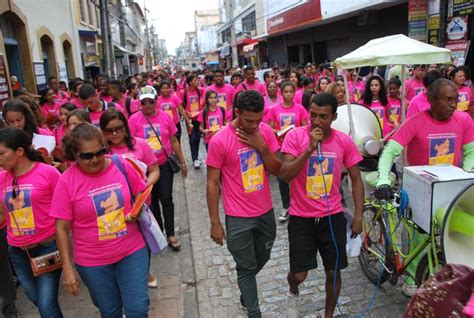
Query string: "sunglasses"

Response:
xmin=78 ymin=147 xmax=107 ymax=160
xmin=104 ymin=125 xmax=125 ymax=135
xmin=11 ymin=177 xmax=19 ymax=199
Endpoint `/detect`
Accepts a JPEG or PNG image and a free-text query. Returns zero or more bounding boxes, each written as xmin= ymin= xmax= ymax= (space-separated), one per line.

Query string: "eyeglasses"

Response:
xmin=11 ymin=177 xmax=19 ymax=199
xmin=104 ymin=125 xmax=125 ymax=135
xmin=141 ymin=99 xmax=155 ymax=105
xmin=78 ymin=147 xmax=107 ymax=160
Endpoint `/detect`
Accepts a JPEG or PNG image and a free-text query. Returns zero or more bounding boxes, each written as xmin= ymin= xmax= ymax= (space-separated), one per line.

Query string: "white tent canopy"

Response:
xmin=333 ymin=34 xmax=452 ymax=69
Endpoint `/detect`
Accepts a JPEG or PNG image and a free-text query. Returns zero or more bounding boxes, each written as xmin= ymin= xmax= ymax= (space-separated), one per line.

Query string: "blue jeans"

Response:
xmin=9 ymin=241 xmax=63 ymax=318
xmin=188 ymin=120 xmax=201 ymax=161
xmin=76 ymin=247 xmax=149 ymax=318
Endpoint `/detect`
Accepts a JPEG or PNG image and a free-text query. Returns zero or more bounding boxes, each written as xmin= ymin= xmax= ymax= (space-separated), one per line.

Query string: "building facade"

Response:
xmin=195 ymin=10 xmax=220 ymax=67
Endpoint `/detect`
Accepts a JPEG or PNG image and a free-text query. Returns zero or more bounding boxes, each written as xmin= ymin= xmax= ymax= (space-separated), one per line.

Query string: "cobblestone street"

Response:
xmin=16 ymin=139 xmax=409 ymax=317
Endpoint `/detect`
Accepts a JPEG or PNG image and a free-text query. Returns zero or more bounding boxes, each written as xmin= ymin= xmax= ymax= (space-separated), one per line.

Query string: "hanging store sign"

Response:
xmin=408 ymin=0 xmax=428 ymax=42
xmin=453 ymin=0 xmax=474 ymax=16
xmin=0 ymin=54 xmax=10 ymax=109
xmin=445 ymin=40 xmax=470 ymax=65
xmin=33 ymin=62 xmax=47 ymax=93
xmin=266 ymin=0 xmax=322 ymax=35
xmin=446 ymin=16 xmax=468 ymax=41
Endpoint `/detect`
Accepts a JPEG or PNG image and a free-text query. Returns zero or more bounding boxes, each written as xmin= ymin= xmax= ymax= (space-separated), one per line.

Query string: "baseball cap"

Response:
xmin=139 ymin=85 xmax=157 ymax=101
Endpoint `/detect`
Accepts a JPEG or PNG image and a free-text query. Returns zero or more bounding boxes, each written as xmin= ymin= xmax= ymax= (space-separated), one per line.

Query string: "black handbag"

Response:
xmin=142 ymin=111 xmax=181 ymax=174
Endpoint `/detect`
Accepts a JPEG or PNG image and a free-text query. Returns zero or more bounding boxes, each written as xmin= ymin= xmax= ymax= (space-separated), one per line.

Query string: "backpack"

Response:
xmin=203 ymin=106 xmax=226 ymax=129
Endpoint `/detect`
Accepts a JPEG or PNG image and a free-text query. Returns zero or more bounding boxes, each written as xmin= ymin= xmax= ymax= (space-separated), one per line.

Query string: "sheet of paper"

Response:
xmin=422 ymin=165 xmax=473 ymax=181
xmin=32 ymin=133 xmax=56 ymax=155
xmin=277 ymin=124 xmax=295 ymax=137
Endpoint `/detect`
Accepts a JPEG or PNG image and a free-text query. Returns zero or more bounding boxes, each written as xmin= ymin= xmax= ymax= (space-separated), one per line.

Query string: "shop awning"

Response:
xmin=236 ymin=38 xmax=257 ymax=46
xmin=243 ymin=42 xmax=258 ymax=53
xmin=79 ymin=30 xmax=98 ymax=37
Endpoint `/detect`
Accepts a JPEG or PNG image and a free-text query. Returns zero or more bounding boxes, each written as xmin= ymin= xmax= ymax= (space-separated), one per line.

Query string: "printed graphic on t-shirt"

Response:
xmin=217 ymin=93 xmax=227 ymax=109
xmin=189 ymin=96 xmax=199 ymax=112
xmin=208 ymin=115 xmax=221 ymax=132
xmin=5 ymin=188 xmax=36 ymax=236
xmin=91 ymin=185 xmax=127 ymax=241
xmin=457 ymin=93 xmax=469 ymax=111
xmin=279 ymin=113 xmax=295 ymax=129
xmin=429 ymin=136 xmax=455 ymax=165
xmin=239 ymin=149 xmax=264 ymax=193
xmin=414 ymin=87 xmax=425 ymax=96
xmin=306 ymin=155 xmax=334 ymax=199
xmin=144 ymin=125 xmax=162 ymax=152
xmin=161 ymin=102 xmax=174 ymax=118
xmin=373 ymin=109 xmax=385 ymax=128
xmin=390 ymin=105 xmax=400 ymax=125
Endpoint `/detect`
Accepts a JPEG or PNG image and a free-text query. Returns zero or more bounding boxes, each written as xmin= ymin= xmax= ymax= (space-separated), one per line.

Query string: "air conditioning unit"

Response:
xmin=357 ymin=11 xmax=377 ymax=26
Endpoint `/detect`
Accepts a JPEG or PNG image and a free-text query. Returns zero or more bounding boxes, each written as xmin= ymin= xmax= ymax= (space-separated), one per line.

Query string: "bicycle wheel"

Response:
xmin=415 ymin=252 xmax=444 ymax=287
xmin=359 ymin=203 xmax=392 ymax=285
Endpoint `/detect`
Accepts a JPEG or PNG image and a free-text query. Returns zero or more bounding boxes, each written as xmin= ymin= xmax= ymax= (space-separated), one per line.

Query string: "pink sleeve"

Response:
xmin=281 ymin=129 xmax=299 ymax=157
xmin=167 ymin=115 xmax=178 ymax=136
xmin=50 ymin=178 xmax=74 ymax=221
xmin=113 ymin=103 xmax=124 ymax=113
xmin=128 ymin=115 xmax=139 ymax=137
xmin=343 ymin=136 xmax=363 ymax=168
xmin=173 ymin=95 xmax=182 ymax=105
xmin=236 ymin=85 xmax=243 ymax=93
xmin=267 ymin=107 xmax=276 ymax=123
xmin=197 ymin=110 xmax=204 ymax=123
xmin=261 ymin=124 xmax=280 ymax=153
xmin=406 ymin=99 xmax=417 ymax=118
xmin=462 ymin=113 xmax=474 ymax=145
xmin=139 ymin=140 xmax=158 ymax=166
xmin=228 ymin=86 xmax=236 ymax=105
xmin=122 ymin=158 xmax=147 ymax=196
xmin=206 ymin=136 xmax=225 ymax=168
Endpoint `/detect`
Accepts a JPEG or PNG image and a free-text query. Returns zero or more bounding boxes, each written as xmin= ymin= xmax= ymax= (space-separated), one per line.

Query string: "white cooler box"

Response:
xmin=402 ymin=165 xmax=474 ymax=234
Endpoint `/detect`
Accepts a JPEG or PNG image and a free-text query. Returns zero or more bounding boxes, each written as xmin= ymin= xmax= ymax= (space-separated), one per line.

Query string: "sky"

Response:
xmin=137 ymin=0 xmax=219 ymax=55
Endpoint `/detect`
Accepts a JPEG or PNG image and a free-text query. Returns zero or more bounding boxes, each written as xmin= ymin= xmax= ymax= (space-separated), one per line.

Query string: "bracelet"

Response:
xmin=180 ymin=162 xmax=188 ymax=167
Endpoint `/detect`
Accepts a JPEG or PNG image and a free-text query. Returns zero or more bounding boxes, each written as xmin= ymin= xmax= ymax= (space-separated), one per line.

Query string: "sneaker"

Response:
xmin=278 ymin=209 xmax=289 ymax=222
xmin=147 ymin=274 xmax=158 ymax=288
xmin=240 ymin=295 xmax=247 ymax=312
xmin=401 ymin=282 xmax=417 ymax=297
xmin=193 ymin=160 xmax=200 ymax=169
xmin=287 ymin=292 xmax=299 ymax=318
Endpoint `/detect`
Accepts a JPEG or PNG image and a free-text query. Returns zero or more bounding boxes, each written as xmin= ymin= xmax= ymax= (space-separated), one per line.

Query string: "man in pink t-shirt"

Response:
xmin=405 ymin=65 xmax=426 ymax=101
xmin=280 ymin=93 xmax=364 ymax=318
xmin=375 ymin=79 xmax=474 ymax=296
xmin=206 ymin=90 xmax=281 ymax=317
xmin=235 ymin=66 xmax=266 ymax=96
xmin=79 ymin=84 xmax=124 ymax=127
xmin=407 ymin=70 xmax=443 ymax=118
xmin=206 ymin=69 xmax=236 ymax=111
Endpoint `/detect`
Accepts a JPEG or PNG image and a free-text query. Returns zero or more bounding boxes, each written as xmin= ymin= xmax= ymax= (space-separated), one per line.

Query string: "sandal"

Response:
xmin=167 ymin=236 xmax=181 ymax=251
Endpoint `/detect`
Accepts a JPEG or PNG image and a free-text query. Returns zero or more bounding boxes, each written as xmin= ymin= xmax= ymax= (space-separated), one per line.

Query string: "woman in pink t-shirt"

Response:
xmin=268 ymin=81 xmax=309 ymax=222
xmin=295 ymin=77 xmax=315 ymax=105
xmin=289 ymin=71 xmax=303 ymax=93
xmin=263 ymin=80 xmax=282 ymax=122
xmin=39 ymin=88 xmax=61 ymax=130
xmin=361 ymin=76 xmax=394 ymax=135
xmin=386 ymin=77 xmax=403 ymax=129
xmin=198 ymin=90 xmax=229 ymax=150
xmin=0 ymin=127 xmax=63 ymax=317
xmin=128 ymin=85 xmax=188 ymax=250
xmin=2 ymin=99 xmax=53 ymax=139
xmin=52 ymin=124 xmax=149 ymax=317
xmin=449 ymin=66 xmax=473 ymax=112
xmin=348 ymin=71 xmax=365 ymax=103
xmin=158 ymin=81 xmax=191 ymax=143
xmin=317 ymin=77 xmax=331 ymax=94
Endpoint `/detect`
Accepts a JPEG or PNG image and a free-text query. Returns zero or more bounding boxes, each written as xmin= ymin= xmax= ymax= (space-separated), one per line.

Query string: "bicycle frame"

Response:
xmin=364 ymin=198 xmax=441 ymax=280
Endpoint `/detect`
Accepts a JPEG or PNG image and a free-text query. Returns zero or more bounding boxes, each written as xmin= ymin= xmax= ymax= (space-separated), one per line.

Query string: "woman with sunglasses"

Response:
xmin=0 ymin=127 xmax=63 ymax=317
xmin=52 ymin=123 xmax=150 ymax=317
xmin=128 ymin=86 xmax=188 ymax=250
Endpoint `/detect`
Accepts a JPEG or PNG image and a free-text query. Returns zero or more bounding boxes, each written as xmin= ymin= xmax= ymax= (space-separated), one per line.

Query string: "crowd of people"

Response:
xmin=0 ymin=61 xmax=472 ymax=318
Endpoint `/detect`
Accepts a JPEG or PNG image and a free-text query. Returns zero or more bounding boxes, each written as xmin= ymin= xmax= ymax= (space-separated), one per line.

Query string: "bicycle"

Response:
xmin=358 ymin=191 xmax=444 ymax=288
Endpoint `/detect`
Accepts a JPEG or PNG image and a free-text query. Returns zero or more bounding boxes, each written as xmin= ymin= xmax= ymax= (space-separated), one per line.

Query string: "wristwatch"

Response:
xmin=180 ymin=162 xmax=188 ymax=167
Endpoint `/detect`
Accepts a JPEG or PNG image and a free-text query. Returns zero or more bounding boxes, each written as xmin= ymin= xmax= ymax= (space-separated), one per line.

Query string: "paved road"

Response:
xmin=14 ymin=134 xmax=410 ymax=317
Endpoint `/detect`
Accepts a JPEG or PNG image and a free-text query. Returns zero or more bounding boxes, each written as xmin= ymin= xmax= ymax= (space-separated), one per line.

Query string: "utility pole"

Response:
xmin=228 ymin=0 xmax=239 ymax=67
xmin=99 ymin=0 xmax=111 ymax=76
xmin=144 ymin=1 xmax=152 ymax=70
xmin=105 ymin=2 xmax=115 ymax=77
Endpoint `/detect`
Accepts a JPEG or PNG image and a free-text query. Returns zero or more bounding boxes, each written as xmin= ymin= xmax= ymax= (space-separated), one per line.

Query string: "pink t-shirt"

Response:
xmin=236 ymin=81 xmax=266 ymax=96
xmin=88 ymin=101 xmax=123 ymax=127
xmin=179 ymin=88 xmax=205 ymax=119
xmin=69 ymin=97 xmax=85 ymax=109
xmin=268 ymin=103 xmax=310 ymax=144
xmin=457 ymin=85 xmax=473 ymax=112
xmin=348 ymin=81 xmax=365 ymax=103
xmin=109 ymin=137 xmax=158 ymax=169
xmin=282 ymin=127 xmax=362 ymax=218
xmin=207 ymin=84 xmax=236 ymax=111
xmin=0 ymin=163 xmax=60 ymax=247
xmin=206 ymin=123 xmax=280 ymax=217
xmin=263 ymin=95 xmax=282 ymax=123
xmin=391 ymin=110 xmax=474 ymax=166
xmin=407 ymin=92 xmax=431 ymax=118
xmin=38 ymin=127 xmax=54 ymax=136
xmin=128 ymin=110 xmax=177 ymax=166
xmin=157 ymin=95 xmax=182 ymax=124
xmin=50 ymin=158 xmax=147 ymax=266
xmin=405 ymin=78 xmax=425 ymax=101
xmin=387 ymin=96 xmax=402 ymax=126
xmin=198 ymin=107 xmax=227 ymax=144
xmin=40 ymin=102 xmax=61 ymax=120
xmin=54 ymin=90 xmax=69 ymax=105
xmin=294 ymin=89 xmax=304 ymax=105
xmin=54 ymin=124 xmax=67 ymax=146
xmin=113 ymin=96 xmax=142 ymax=118
xmin=99 ymin=94 xmax=113 ymax=103
xmin=364 ymin=100 xmax=390 ymax=132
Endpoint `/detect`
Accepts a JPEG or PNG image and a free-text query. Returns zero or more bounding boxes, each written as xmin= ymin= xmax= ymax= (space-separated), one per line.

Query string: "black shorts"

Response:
xmin=288 ymin=212 xmax=348 ymax=273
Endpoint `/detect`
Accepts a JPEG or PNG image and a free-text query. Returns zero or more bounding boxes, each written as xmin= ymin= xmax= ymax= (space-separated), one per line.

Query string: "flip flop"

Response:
xmin=167 ymin=236 xmax=181 ymax=251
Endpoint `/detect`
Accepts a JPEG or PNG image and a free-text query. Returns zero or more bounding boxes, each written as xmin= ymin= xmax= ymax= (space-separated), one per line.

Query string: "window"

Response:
xmin=242 ymin=11 xmax=256 ymax=33
xmin=78 ymin=0 xmax=87 ymax=23
xmin=88 ymin=0 xmax=96 ymax=26
xmin=96 ymin=7 xmax=101 ymax=28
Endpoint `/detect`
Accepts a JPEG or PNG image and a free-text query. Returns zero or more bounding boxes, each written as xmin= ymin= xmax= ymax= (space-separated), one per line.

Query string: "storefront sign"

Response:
xmin=33 ymin=62 xmax=47 ymax=93
xmin=428 ymin=0 xmax=441 ymax=46
xmin=453 ymin=0 xmax=474 ymax=16
xmin=445 ymin=40 xmax=470 ymax=65
xmin=266 ymin=0 xmax=322 ymax=35
xmin=446 ymin=16 xmax=468 ymax=41
xmin=408 ymin=0 xmax=428 ymax=42
xmin=0 ymin=54 xmax=10 ymax=109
